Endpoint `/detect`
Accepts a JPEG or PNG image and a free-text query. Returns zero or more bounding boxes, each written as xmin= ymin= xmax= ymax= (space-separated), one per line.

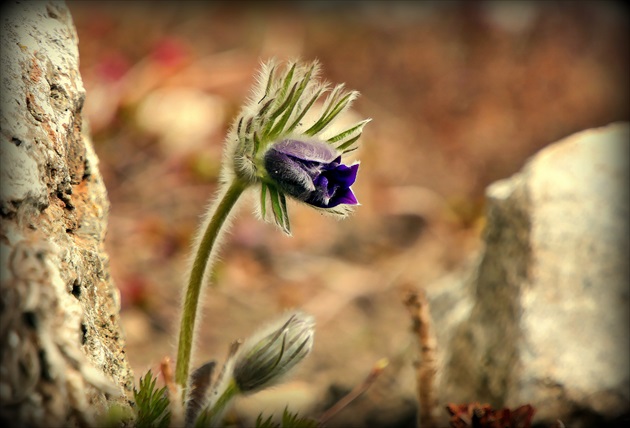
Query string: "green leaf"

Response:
xmin=101 ymin=403 xmax=134 ymax=427
xmin=255 ymin=413 xmax=280 ymax=428
xmin=305 ymin=90 xmax=355 ymax=137
xmin=133 ymin=370 xmax=171 ymax=428
xmin=254 ymin=408 xmax=318 ymax=428
xmin=269 ymin=186 xmax=291 ymax=235
xmin=261 ymin=183 xmax=268 ymax=220
xmin=280 ymin=62 xmax=296 ymax=99
xmin=257 ymin=97 xmax=275 ymax=119
xmin=263 ymin=65 xmax=277 ymax=99
xmin=268 ymin=64 xmax=315 ymax=140
xmin=237 ymin=116 xmax=243 ymax=136
xmin=253 ymin=131 xmax=262 ymax=156
xmin=327 ymin=119 xmax=371 ymax=143
xmin=336 ymin=134 xmax=362 ymax=152
xmin=263 ymin=83 xmax=298 ymax=137
xmin=285 ymin=87 xmax=326 ymax=134
xmin=281 ymin=408 xmax=319 ymax=428
xmin=279 ymin=192 xmax=290 ymax=234
xmin=315 ymin=85 xmax=345 ymax=123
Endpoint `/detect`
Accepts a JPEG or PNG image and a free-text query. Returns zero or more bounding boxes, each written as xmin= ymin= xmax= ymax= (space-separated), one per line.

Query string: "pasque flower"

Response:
xmin=175 ymin=59 xmax=368 ymax=396
xmin=225 ymin=59 xmax=370 ymax=234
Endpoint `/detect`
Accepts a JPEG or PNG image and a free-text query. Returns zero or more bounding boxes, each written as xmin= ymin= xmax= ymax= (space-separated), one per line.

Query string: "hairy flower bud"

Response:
xmin=231 ymin=311 xmax=315 ymax=394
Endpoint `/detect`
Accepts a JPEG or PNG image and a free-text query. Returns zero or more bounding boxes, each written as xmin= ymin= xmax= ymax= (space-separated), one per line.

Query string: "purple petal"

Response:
xmin=264 ymin=139 xmax=360 ymax=210
xmin=329 ymin=188 xmax=358 ymax=207
xmin=272 ymin=139 xmax=337 ymax=163
xmin=264 ymin=150 xmax=316 ymax=198
xmin=324 ymin=163 xmax=359 ymax=188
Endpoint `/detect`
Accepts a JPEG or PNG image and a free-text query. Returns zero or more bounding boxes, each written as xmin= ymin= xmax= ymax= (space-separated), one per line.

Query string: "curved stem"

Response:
xmin=175 ymin=179 xmax=248 ymax=390
xmin=206 ymin=378 xmax=240 ymax=425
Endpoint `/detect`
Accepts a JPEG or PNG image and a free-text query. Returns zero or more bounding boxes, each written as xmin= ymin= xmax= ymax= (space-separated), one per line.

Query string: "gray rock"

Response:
xmin=1 ymin=1 xmax=133 ymax=426
xmin=438 ymin=122 xmax=629 ymax=426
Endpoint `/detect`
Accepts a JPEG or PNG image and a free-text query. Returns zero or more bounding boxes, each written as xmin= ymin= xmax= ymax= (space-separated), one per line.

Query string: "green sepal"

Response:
xmin=260 ymin=182 xmax=268 ymax=220
xmin=327 ymin=118 xmax=371 ymax=143
xmin=263 ymin=65 xmax=277 ymax=99
xmin=263 ymin=83 xmax=298 ymax=137
xmin=253 ymin=131 xmax=262 ymax=157
xmin=269 ymin=186 xmax=291 ymax=235
xmin=286 ymin=87 xmax=325 ymax=134
xmin=279 ymin=62 xmax=296 ymax=98
xmin=268 ymin=64 xmax=316 ymax=141
xmin=304 ymin=89 xmax=354 ymax=137
xmin=336 ymin=134 xmax=362 ymax=152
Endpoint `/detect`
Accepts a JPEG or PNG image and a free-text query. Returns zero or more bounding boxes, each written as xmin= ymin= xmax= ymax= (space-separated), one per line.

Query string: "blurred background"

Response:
xmin=67 ymin=1 xmax=628 ymax=426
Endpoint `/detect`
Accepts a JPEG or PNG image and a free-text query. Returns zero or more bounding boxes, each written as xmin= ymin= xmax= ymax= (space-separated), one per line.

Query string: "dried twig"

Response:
xmin=161 ymin=356 xmax=184 ymax=425
xmin=318 ymin=358 xmax=389 ymax=425
xmin=403 ymin=286 xmax=438 ymax=428
xmin=160 ymin=357 xmax=178 ymax=397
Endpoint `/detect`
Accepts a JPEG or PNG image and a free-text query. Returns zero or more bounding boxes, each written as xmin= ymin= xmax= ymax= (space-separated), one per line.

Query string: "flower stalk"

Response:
xmin=175 ymin=179 xmax=248 ymax=388
xmin=194 ymin=378 xmax=241 ymax=427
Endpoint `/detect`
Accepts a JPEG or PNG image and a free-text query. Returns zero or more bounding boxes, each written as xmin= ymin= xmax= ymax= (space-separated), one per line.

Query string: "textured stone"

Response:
xmin=437 ymin=122 xmax=629 ymax=426
xmin=1 ymin=1 xmax=133 ymax=426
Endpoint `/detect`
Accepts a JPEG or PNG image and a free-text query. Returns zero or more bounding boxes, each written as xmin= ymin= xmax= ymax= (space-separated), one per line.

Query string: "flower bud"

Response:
xmin=231 ymin=311 xmax=315 ymax=394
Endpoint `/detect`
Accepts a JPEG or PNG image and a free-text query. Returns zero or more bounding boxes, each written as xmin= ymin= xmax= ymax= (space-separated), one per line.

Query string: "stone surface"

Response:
xmin=435 ymin=122 xmax=629 ymax=426
xmin=1 ymin=1 xmax=133 ymax=426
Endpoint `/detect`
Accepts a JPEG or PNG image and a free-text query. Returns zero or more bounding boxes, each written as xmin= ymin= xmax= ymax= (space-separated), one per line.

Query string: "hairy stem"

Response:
xmin=204 ymin=378 xmax=240 ymax=425
xmin=176 ymin=179 xmax=248 ymax=390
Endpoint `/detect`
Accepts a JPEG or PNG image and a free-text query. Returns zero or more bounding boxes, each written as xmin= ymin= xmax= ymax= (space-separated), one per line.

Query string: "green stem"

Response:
xmin=175 ymin=179 xmax=248 ymax=390
xmin=208 ymin=379 xmax=240 ymax=424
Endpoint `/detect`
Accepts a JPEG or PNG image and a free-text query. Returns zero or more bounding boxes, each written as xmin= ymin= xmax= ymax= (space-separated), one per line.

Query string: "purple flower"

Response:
xmin=264 ymin=139 xmax=359 ymax=209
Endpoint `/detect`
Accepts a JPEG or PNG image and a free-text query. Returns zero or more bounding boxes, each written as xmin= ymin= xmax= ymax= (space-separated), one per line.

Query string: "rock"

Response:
xmin=437 ymin=122 xmax=629 ymax=427
xmin=1 ymin=2 xmax=134 ymax=426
